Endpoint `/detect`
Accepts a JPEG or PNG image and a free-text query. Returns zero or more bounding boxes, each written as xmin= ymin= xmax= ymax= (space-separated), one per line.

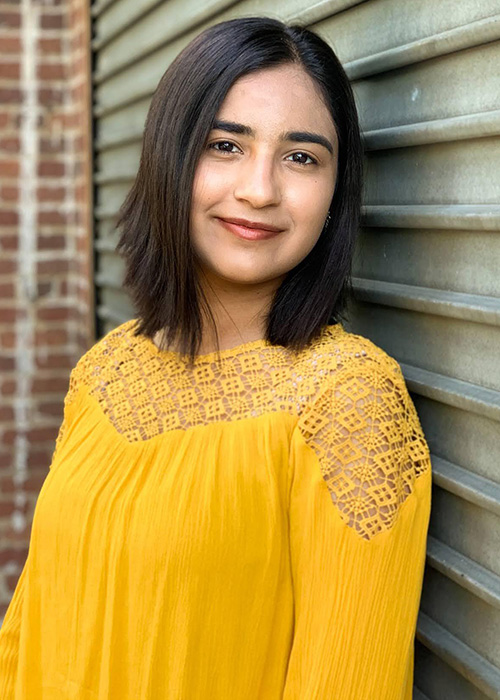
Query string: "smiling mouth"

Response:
xmin=216 ymin=218 xmax=283 ymax=241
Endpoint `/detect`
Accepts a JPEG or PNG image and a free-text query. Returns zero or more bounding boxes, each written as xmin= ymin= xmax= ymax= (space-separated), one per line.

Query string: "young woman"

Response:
xmin=0 ymin=16 xmax=432 ymax=699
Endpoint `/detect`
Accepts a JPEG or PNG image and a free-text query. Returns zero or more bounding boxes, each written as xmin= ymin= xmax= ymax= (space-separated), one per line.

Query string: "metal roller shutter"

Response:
xmin=91 ymin=1 xmax=500 ymax=696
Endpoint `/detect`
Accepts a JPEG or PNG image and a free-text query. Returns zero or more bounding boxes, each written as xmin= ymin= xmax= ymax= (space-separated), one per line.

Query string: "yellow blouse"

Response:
xmin=0 ymin=318 xmax=432 ymax=699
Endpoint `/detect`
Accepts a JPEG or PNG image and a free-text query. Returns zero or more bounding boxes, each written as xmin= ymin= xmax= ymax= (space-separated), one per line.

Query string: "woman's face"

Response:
xmin=190 ymin=63 xmax=339 ymax=289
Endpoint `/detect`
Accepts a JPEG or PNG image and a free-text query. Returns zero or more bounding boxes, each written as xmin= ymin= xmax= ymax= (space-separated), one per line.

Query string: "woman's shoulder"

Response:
xmin=68 ymin=318 xmax=142 ymax=388
xmin=302 ymin=322 xmax=403 ymax=381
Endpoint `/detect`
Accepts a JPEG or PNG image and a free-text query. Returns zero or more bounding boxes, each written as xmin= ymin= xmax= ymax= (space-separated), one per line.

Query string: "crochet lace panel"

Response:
xmin=53 ymin=319 xmax=431 ymax=540
xmin=296 ymin=360 xmax=430 ymax=539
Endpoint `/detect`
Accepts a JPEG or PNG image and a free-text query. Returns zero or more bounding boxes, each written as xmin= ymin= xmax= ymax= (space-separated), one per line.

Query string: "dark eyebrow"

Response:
xmin=211 ymin=119 xmax=335 ymax=155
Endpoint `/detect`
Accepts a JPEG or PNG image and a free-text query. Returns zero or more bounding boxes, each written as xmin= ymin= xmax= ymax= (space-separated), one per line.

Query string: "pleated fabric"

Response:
xmin=0 ymin=319 xmax=432 ymax=699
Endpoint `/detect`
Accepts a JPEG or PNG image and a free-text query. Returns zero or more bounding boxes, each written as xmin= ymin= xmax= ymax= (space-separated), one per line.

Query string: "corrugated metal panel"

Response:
xmin=92 ymin=1 xmax=500 ymax=696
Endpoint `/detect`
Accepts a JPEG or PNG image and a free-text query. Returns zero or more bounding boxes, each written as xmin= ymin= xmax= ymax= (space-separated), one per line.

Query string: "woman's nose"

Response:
xmin=233 ymin=154 xmax=281 ymax=208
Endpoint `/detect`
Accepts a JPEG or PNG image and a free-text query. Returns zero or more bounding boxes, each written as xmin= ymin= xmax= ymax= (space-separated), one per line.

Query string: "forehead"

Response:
xmin=217 ymin=65 xmax=336 ymax=137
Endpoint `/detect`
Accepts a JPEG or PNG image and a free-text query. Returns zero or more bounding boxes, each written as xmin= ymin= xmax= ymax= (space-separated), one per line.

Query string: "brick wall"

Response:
xmin=0 ymin=0 xmax=93 ymax=623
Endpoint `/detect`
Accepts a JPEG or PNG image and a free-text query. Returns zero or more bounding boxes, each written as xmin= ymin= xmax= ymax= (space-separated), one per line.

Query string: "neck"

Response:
xmin=195 ymin=270 xmax=284 ymax=354
xmin=152 ymin=267 xmax=287 ymax=356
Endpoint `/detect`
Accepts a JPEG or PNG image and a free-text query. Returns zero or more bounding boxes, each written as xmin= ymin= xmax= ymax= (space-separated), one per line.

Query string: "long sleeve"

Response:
xmin=49 ymin=359 xmax=84 ymax=467
xmin=283 ymin=355 xmax=432 ymax=700
xmin=0 ymin=558 xmax=29 ymax=699
xmin=0 ymin=361 xmax=82 ymax=697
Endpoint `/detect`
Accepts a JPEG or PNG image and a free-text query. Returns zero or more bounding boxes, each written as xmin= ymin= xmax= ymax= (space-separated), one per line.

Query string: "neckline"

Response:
xmin=139 ymin=326 xmax=274 ymax=363
xmin=135 ymin=320 xmax=343 ymax=364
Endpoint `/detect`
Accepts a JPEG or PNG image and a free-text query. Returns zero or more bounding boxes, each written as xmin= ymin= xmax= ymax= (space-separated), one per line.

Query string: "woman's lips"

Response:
xmin=216 ymin=217 xmax=283 ymax=241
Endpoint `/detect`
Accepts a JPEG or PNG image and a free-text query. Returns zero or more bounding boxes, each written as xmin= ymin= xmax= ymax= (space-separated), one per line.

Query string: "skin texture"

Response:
xmin=160 ymin=63 xmax=339 ymax=354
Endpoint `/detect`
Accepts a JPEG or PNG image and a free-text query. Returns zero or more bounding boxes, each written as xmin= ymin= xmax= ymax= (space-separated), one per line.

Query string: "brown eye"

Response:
xmin=208 ymin=140 xmax=240 ymax=154
xmin=287 ymin=152 xmax=317 ymax=166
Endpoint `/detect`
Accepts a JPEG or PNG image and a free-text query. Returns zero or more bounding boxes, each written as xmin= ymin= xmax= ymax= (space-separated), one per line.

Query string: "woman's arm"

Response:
xmin=283 ymin=356 xmax=432 ymax=700
xmin=0 ymin=558 xmax=30 ymax=699
xmin=0 ymin=359 xmax=83 ymax=696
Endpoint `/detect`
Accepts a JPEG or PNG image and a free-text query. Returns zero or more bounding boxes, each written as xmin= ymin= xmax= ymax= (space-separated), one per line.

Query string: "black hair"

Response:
xmin=115 ymin=16 xmax=364 ymax=366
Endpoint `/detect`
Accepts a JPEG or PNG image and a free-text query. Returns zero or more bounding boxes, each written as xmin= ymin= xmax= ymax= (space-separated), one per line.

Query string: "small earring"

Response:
xmin=324 ymin=211 xmax=331 ymax=228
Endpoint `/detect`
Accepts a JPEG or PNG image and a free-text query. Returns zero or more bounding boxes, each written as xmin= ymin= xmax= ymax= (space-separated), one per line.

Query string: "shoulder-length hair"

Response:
xmin=116 ymin=16 xmax=363 ymax=365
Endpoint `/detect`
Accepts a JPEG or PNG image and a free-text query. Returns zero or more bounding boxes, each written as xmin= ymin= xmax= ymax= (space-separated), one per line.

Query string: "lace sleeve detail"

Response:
xmin=296 ymin=354 xmax=431 ymax=540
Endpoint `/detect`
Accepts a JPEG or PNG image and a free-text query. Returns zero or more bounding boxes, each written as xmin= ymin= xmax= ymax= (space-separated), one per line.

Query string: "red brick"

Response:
xmin=69 ymin=4 xmax=84 ymax=23
xmin=0 ymin=331 xmax=15 ymax=348
xmin=40 ymin=12 xmax=65 ymax=30
xmin=6 ymin=573 xmax=22 ymax=592
xmin=0 ymin=11 xmax=21 ymax=29
xmin=26 ymin=426 xmax=59 ymax=443
xmin=24 ymin=448 xmax=52 ymax=470
xmin=59 ymin=279 xmax=69 ymax=296
xmin=35 ymin=328 xmax=69 ymax=345
xmin=0 ymin=258 xmax=16 ymax=274
xmin=0 ymin=307 xmax=22 ymax=323
xmin=0 ymin=234 xmax=18 ymax=250
xmin=38 ymin=160 xmax=64 ymax=177
xmin=0 ymin=210 xmax=17 ymax=226
xmin=0 ymin=475 xmax=15 ymax=493
xmin=37 ymin=259 xmax=71 ymax=275
xmin=0 ymin=36 xmax=21 ymax=54
xmin=32 ymin=376 xmax=70 ymax=393
xmin=0 ymin=281 xmax=15 ymax=298
xmin=0 ymin=451 xmax=12 ymax=469
xmin=0 ymin=355 xmax=15 ymax=371
xmin=39 ymin=400 xmax=64 ymax=417
xmin=1 ymin=468 xmax=49 ymax=491
xmin=0 ymin=112 xmax=11 ymax=128
xmin=37 ymin=281 xmax=52 ymax=297
xmin=0 ymin=184 xmax=18 ymax=200
xmin=0 ymin=88 xmax=21 ymax=104
xmin=38 ymin=37 xmax=62 ymax=55
xmin=37 ymin=305 xmax=77 ymax=322
xmin=70 ymin=83 xmax=86 ymax=102
xmin=73 ymin=134 xmax=86 ymax=153
xmin=2 ymin=523 xmax=32 ymax=543
xmin=50 ymin=112 xmax=80 ymax=129
xmin=37 ymin=234 xmax=66 ymax=251
xmin=38 ymin=210 xmax=68 ymax=226
xmin=0 ymin=159 xmax=19 ymax=177
xmin=0 ymin=404 xmax=13 ymax=421
xmin=39 ymin=136 xmax=63 ymax=154
xmin=0 ymin=137 xmax=19 ymax=153
xmin=37 ymin=186 xmax=65 ymax=201
xmin=0 ymin=548 xmax=28 ymax=567
xmin=0 ymin=501 xmax=16 ymax=517
xmin=2 ymin=429 xmax=15 ymax=446
xmin=38 ymin=87 xmax=64 ymax=105
xmin=35 ymin=352 xmax=75 ymax=369
xmin=37 ymin=62 xmax=65 ymax=80
xmin=25 ymin=470 xmax=49 ymax=492
xmin=1 ymin=380 xmax=16 ymax=396
xmin=0 ymin=61 xmax=19 ymax=80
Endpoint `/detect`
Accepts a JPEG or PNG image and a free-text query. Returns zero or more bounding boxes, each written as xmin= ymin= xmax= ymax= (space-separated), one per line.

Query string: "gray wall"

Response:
xmin=91 ymin=2 xmax=500 ymax=697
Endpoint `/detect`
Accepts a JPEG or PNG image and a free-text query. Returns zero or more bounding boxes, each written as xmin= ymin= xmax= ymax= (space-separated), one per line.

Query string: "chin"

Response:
xmin=219 ymin=270 xmax=273 ymax=285
xmin=206 ymin=262 xmax=281 ymax=286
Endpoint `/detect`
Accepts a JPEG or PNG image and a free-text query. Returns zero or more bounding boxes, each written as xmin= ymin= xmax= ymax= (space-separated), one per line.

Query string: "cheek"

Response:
xmin=191 ymin=164 xmax=210 ymax=210
xmin=289 ymin=225 xmax=323 ymax=264
xmin=192 ymin=161 xmax=230 ymax=211
xmin=287 ymin=181 xmax=331 ymax=229
xmin=281 ymin=183 xmax=331 ymax=260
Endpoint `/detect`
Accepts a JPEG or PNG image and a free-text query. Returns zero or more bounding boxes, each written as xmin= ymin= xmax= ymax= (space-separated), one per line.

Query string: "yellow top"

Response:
xmin=0 ymin=318 xmax=432 ymax=699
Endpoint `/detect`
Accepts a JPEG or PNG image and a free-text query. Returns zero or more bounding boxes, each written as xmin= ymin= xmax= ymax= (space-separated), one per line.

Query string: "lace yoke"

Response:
xmin=56 ymin=319 xmax=431 ymax=540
